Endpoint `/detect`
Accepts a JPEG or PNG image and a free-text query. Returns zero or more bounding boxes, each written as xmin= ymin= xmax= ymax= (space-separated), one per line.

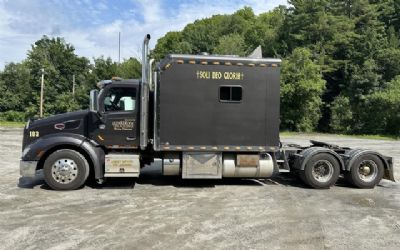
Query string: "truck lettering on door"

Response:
xmin=111 ymin=119 xmax=135 ymax=131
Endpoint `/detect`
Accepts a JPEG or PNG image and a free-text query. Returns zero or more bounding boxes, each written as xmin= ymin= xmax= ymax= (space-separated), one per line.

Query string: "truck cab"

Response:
xmin=19 ymin=79 xmax=142 ymax=188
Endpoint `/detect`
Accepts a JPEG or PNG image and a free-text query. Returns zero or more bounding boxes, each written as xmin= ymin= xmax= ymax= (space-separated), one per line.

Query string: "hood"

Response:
xmin=22 ymin=110 xmax=91 ymax=150
xmin=28 ymin=110 xmax=90 ymax=129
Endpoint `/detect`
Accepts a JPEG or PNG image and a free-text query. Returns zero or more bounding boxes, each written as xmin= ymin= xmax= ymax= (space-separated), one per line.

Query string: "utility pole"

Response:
xmin=72 ymin=74 xmax=75 ymax=96
xmin=39 ymin=68 xmax=45 ymax=118
xmin=118 ymin=32 xmax=121 ymax=64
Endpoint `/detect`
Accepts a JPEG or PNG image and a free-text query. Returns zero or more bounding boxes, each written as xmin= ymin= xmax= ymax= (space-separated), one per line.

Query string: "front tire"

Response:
xmin=43 ymin=149 xmax=89 ymax=190
xmin=300 ymin=153 xmax=340 ymax=189
xmin=345 ymin=154 xmax=384 ymax=189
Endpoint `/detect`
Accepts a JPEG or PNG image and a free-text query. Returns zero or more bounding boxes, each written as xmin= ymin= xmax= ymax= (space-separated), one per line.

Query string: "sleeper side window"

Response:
xmin=219 ymin=86 xmax=242 ymax=102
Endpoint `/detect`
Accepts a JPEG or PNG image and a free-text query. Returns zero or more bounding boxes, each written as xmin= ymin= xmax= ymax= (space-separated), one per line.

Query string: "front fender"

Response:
xmin=80 ymin=139 xmax=105 ymax=179
xmin=22 ymin=133 xmax=87 ymax=161
xmin=22 ymin=133 xmax=105 ymax=179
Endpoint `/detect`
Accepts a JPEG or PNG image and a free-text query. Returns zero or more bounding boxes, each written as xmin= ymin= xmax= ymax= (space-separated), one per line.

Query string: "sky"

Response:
xmin=0 ymin=0 xmax=287 ymax=69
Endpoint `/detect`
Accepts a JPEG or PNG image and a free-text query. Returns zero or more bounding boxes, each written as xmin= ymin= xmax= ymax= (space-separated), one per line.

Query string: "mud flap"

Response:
xmin=383 ymin=162 xmax=395 ymax=182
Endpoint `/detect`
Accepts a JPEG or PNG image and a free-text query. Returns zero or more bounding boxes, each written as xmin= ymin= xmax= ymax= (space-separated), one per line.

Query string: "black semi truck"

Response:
xmin=20 ymin=34 xmax=395 ymax=190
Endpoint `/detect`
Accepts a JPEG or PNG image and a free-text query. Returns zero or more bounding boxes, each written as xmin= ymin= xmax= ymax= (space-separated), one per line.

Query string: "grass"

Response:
xmin=0 ymin=121 xmax=25 ymax=128
xmin=280 ymin=131 xmax=399 ymax=141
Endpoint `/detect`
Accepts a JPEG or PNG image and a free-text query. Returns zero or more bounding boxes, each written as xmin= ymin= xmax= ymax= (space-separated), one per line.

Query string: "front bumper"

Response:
xmin=20 ymin=160 xmax=38 ymax=178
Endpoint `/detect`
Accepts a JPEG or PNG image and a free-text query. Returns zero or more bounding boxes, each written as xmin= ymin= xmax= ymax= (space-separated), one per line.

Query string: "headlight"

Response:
xmin=25 ymin=120 xmax=30 ymax=129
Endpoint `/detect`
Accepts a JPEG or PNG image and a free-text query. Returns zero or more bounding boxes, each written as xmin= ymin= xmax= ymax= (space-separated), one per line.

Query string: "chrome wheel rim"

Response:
xmin=312 ymin=160 xmax=334 ymax=183
xmin=52 ymin=158 xmax=78 ymax=184
xmin=357 ymin=160 xmax=378 ymax=183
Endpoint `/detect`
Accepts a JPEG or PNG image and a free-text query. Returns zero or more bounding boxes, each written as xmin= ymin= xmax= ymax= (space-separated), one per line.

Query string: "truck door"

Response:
xmin=96 ymin=85 xmax=139 ymax=148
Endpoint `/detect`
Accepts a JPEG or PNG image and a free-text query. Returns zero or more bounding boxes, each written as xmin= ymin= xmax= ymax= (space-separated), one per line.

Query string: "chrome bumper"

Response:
xmin=20 ymin=160 xmax=38 ymax=178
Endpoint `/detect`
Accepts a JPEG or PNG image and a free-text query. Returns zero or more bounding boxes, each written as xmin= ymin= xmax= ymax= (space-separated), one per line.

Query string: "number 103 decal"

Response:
xmin=29 ymin=131 xmax=39 ymax=137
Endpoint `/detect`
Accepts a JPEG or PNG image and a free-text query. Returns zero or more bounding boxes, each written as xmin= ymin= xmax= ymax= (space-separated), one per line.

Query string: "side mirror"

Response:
xmin=89 ymin=89 xmax=99 ymax=112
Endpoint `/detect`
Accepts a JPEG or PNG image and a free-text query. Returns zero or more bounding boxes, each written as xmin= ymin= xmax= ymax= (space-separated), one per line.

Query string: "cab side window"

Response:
xmin=104 ymin=87 xmax=136 ymax=112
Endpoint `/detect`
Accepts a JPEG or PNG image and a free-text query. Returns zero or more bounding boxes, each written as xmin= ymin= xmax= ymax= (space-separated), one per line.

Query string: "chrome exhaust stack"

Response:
xmin=140 ymin=34 xmax=151 ymax=150
xmin=141 ymin=34 xmax=151 ymax=85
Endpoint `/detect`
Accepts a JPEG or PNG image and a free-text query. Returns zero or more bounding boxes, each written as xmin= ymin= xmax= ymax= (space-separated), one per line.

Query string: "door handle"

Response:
xmin=126 ymin=137 xmax=136 ymax=141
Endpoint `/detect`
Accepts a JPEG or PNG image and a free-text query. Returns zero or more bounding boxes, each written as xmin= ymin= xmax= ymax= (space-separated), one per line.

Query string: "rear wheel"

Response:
xmin=300 ymin=153 xmax=340 ymax=189
xmin=345 ymin=154 xmax=384 ymax=189
xmin=43 ymin=149 xmax=89 ymax=190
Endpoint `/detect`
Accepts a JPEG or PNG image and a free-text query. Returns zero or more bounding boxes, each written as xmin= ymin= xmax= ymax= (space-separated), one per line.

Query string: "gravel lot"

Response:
xmin=0 ymin=128 xmax=399 ymax=250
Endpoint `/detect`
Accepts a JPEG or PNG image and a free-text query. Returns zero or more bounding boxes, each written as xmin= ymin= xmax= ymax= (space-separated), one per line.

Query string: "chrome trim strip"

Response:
xmin=158 ymin=145 xmax=279 ymax=152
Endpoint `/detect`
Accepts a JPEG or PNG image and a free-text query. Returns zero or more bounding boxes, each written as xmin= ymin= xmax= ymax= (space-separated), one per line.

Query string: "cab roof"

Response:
xmin=97 ymin=79 xmax=140 ymax=89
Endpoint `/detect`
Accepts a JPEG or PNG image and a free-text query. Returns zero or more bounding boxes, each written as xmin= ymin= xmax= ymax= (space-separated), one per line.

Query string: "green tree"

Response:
xmin=116 ymin=57 xmax=141 ymax=79
xmin=181 ymin=16 xmax=224 ymax=54
xmin=376 ymin=48 xmax=400 ymax=82
xmin=26 ymin=36 xmax=91 ymax=116
xmin=152 ymin=32 xmax=192 ymax=60
xmin=281 ymin=48 xmax=326 ymax=132
xmin=346 ymin=59 xmax=382 ymax=100
xmin=213 ymin=33 xmax=247 ymax=56
xmin=0 ymin=62 xmax=32 ymax=112
xmin=1 ymin=3 xmax=399 ymax=136
xmin=330 ymin=95 xmax=353 ymax=133
xmin=246 ymin=6 xmax=287 ymax=57
xmin=360 ymin=76 xmax=400 ymax=135
xmin=91 ymin=56 xmax=117 ymax=83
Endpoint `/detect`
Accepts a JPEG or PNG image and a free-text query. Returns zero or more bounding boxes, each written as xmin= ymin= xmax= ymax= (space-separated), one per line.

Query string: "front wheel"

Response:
xmin=300 ymin=153 xmax=340 ymax=189
xmin=43 ymin=149 xmax=89 ymax=190
xmin=345 ymin=154 xmax=384 ymax=189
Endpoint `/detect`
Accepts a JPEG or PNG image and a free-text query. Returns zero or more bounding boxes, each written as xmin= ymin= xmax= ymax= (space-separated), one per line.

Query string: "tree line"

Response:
xmin=153 ymin=0 xmax=400 ymax=136
xmin=1 ymin=0 xmax=399 ymax=136
xmin=0 ymin=37 xmax=141 ymax=121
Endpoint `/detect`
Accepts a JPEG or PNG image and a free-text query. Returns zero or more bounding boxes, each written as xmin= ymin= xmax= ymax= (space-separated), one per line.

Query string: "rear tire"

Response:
xmin=345 ymin=154 xmax=384 ymax=189
xmin=300 ymin=153 xmax=340 ymax=189
xmin=43 ymin=149 xmax=89 ymax=190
